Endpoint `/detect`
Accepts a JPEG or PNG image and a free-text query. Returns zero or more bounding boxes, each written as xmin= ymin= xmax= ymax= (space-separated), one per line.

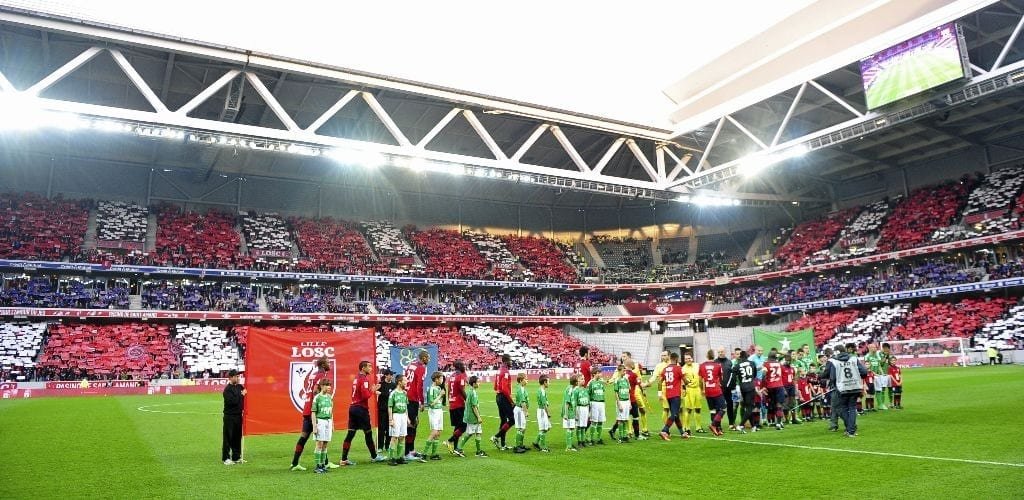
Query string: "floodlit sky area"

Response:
xmin=4 ymin=0 xmax=814 ymax=128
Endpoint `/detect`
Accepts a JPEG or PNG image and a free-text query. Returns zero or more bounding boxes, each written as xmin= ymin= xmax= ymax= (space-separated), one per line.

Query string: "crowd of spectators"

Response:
xmin=266 ymin=286 xmax=370 ymax=314
xmin=876 ymin=179 xmax=974 ymax=253
xmin=505 ymin=326 xmax=616 ymax=366
xmin=152 ymin=206 xmax=243 ymax=269
xmin=502 ymin=235 xmax=580 ymax=283
xmin=773 ymin=207 xmax=860 ymax=268
xmin=291 ymin=217 xmax=380 ymax=275
xmin=406 ymin=227 xmax=492 ymax=279
xmin=0 ymin=192 xmax=89 ymax=261
xmin=35 ymin=322 xmax=179 ymax=380
xmin=0 ymin=276 xmax=129 ymax=309
xmin=141 ymin=281 xmax=259 ymax=312
xmin=95 ymin=200 xmax=148 ymax=244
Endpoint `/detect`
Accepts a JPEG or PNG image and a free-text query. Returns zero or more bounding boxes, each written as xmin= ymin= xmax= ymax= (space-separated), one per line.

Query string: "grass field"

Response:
xmin=865 ymin=49 xmax=963 ymax=109
xmin=2 ymin=366 xmax=1023 ymax=499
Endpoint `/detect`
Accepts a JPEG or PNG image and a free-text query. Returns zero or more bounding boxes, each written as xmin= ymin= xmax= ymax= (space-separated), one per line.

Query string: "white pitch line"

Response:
xmin=137 ymin=402 xmax=220 ymax=415
xmin=693 ymin=435 xmax=1024 ymax=468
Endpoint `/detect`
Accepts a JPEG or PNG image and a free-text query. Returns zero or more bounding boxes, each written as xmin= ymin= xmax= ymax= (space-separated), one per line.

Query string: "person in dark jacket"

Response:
xmin=376 ymin=368 xmax=396 ymax=453
xmin=715 ymin=347 xmax=737 ymax=429
xmin=222 ymin=369 xmax=246 ymax=464
xmin=822 ymin=344 xmax=867 ymax=437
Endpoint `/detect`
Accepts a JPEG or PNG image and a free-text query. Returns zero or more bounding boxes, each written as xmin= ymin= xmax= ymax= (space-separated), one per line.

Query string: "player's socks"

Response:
xmin=639 ymin=412 xmax=648 ymax=434
xmin=457 ymin=433 xmax=470 ymax=452
xmin=342 ymin=440 xmax=351 ymax=461
xmin=594 ymin=423 xmax=602 ymax=442
xmin=566 ymin=431 xmax=573 ymax=449
xmin=631 ymin=420 xmax=640 ymax=438
xmin=292 ymin=435 xmax=310 ymax=466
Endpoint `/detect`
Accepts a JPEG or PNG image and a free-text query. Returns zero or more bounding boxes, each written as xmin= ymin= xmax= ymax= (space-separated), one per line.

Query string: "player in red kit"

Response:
xmin=782 ymin=357 xmax=798 ymax=425
xmin=576 ymin=346 xmax=592 ymax=387
xmin=491 ymin=354 xmax=514 ymax=450
xmin=796 ymin=368 xmax=813 ymax=421
xmin=340 ymin=360 xmax=385 ymax=465
xmin=763 ymin=353 xmax=786 ymax=430
xmin=403 ymin=350 xmax=429 ymax=461
xmin=888 ymin=359 xmax=903 ymax=409
xmin=291 ymin=356 xmax=331 ymax=471
xmin=445 ymin=360 xmax=468 ymax=452
xmin=699 ymin=350 xmax=726 ymax=436
xmin=646 ymin=351 xmax=684 ymax=440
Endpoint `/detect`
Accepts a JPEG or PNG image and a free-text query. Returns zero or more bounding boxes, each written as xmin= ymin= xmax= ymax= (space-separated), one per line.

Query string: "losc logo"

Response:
xmin=652 ymin=303 xmax=673 ymax=315
xmin=289 ymin=357 xmax=336 ymax=413
xmin=290 ymin=341 xmax=336 ymax=358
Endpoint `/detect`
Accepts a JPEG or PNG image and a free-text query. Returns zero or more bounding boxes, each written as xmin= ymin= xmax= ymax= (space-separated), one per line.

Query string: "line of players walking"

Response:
xmin=284 ymin=342 xmax=904 ymax=471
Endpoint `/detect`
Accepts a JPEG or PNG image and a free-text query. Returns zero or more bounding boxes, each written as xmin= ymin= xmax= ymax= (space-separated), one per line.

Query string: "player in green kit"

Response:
xmin=574 ymin=374 xmax=591 ymax=447
xmin=587 ymin=366 xmax=606 ymax=445
xmin=864 ymin=344 xmax=887 ymax=409
xmin=609 ymin=365 xmax=632 ymax=443
xmin=311 ymin=379 xmax=334 ymax=474
xmin=512 ymin=373 xmax=530 ymax=453
xmin=562 ymin=375 xmax=579 ymax=451
xmin=455 ymin=376 xmax=487 ymax=458
xmin=425 ymin=372 xmax=445 ymax=461
xmin=532 ymin=375 xmax=551 ymax=452
xmin=387 ymin=374 xmax=410 ymax=466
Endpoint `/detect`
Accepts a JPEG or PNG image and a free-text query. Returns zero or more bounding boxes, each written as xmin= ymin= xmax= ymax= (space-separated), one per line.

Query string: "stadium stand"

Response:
xmin=406 ymin=227 xmax=491 ymax=279
xmin=0 ymin=192 xmax=89 ymax=261
xmin=658 ymin=237 xmax=689 ymax=265
xmin=0 ymin=276 xmax=129 ymax=309
xmin=291 ymin=217 xmax=378 ymax=275
xmin=505 ymin=326 xmax=615 ymax=366
xmin=152 ymin=207 xmax=242 ymax=269
xmin=774 ymin=207 xmax=859 ymax=268
xmin=360 ymin=220 xmax=418 ymax=262
xmin=876 ymin=180 xmax=973 ymax=253
xmin=786 ymin=309 xmax=863 ymax=347
xmin=379 ymin=325 xmax=499 ymax=370
xmin=961 ymin=166 xmax=1024 ymax=218
xmin=36 ymin=322 xmax=178 ymax=380
xmin=464 ymin=231 xmax=520 ymax=280
xmin=141 ymin=281 xmax=259 ymax=312
xmin=95 ymin=200 xmax=148 ymax=244
xmin=975 ymin=301 xmax=1024 ymax=350
xmin=266 ymin=286 xmax=369 ymax=314
xmin=888 ymin=297 xmax=1015 ymax=340
xmin=461 ymin=325 xmax=551 ymax=368
xmin=175 ymin=323 xmax=242 ymax=376
xmin=241 ymin=212 xmax=293 ymax=253
xmin=502 ymin=235 xmax=580 ymax=283
xmin=0 ymin=322 xmax=45 ymax=381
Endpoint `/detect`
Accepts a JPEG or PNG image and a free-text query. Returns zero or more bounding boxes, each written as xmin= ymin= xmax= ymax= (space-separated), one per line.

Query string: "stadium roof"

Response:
xmin=1 ymin=0 xmax=1023 ymax=212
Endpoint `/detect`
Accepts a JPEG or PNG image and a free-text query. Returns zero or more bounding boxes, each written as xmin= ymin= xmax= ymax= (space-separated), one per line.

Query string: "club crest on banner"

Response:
xmin=652 ymin=303 xmax=673 ymax=315
xmin=289 ymin=360 xmax=336 ymax=413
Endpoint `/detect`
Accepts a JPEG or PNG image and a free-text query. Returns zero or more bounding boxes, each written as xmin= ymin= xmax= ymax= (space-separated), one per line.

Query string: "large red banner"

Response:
xmin=244 ymin=327 xmax=376 ymax=435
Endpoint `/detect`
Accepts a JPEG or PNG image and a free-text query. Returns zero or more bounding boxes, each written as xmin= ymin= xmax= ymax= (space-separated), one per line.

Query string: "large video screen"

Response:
xmin=860 ymin=22 xmax=970 ymax=110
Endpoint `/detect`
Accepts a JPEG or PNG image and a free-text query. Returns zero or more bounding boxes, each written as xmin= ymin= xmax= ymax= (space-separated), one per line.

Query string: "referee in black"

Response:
xmin=222 ymin=369 xmax=245 ymax=465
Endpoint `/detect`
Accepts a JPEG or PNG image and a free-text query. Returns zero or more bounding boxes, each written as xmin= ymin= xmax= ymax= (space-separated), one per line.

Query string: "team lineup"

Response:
xmin=237 ymin=342 xmax=906 ymax=470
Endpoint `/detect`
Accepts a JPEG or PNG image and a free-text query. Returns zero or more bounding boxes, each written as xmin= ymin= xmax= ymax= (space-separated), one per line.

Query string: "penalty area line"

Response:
xmin=694 ymin=435 xmax=1024 ymax=468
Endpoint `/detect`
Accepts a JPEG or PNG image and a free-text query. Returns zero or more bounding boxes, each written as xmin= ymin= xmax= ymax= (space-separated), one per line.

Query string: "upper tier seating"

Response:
xmin=975 ymin=302 xmax=1024 ymax=350
xmin=153 ymin=207 xmax=241 ymax=269
xmin=848 ymin=304 xmax=911 ymax=339
xmin=242 ymin=212 xmax=292 ymax=252
xmin=0 ymin=322 xmax=45 ymax=381
xmin=380 ymin=325 xmax=498 ymax=370
xmin=462 ymin=326 xmax=551 ymax=368
xmin=464 ymin=232 xmax=520 ymax=280
xmin=962 ymin=166 xmax=1024 ymax=217
xmin=888 ymin=297 xmax=1015 ymax=340
xmin=876 ymin=181 xmax=972 ymax=253
xmin=774 ymin=207 xmax=859 ymax=268
xmin=407 ymin=228 xmax=491 ymax=279
xmin=292 ymin=217 xmax=377 ymax=275
xmin=0 ymin=192 xmax=88 ymax=261
xmin=839 ymin=199 xmax=890 ymax=241
xmin=658 ymin=237 xmax=689 ymax=265
xmin=37 ymin=323 xmax=178 ymax=379
xmin=505 ymin=326 xmax=615 ymax=366
xmin=95 ymin=200 xmax=148 ymax=243
xmin=502 ymin=235 xmax=580 ymax=283
xmin=175 ymin=323 xmax=241 ymax=375
xmin=591 ymin=236 xmax=652 ymax=269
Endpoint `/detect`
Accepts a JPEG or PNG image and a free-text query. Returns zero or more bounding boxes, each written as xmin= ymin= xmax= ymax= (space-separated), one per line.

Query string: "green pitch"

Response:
xmin=2 ymin=366 xmax=1023 ymax=499
xmin=865 ymin=50 xmax=964 ymax=109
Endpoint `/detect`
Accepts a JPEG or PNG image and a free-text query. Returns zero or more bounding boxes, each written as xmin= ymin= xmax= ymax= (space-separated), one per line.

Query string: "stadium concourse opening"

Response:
xmin=2 ymin=0 xmax=1024 ymax=497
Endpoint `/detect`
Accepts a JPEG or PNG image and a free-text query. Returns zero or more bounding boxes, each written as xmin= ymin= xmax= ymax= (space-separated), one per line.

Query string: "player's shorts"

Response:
xmin=406 ymin=401 xmax=420 ymax=427
xmin=428 ymin=408 xmax=444 ymax=431
xmin=865 ymin=383 xmax=875 ymax=395
xmin=562 ymin=416 xmax=576 ymax=429
xmin=348 ymin=405 xmax=371 ymax=431
xmin=576 ymin=406 xmax=590 ymax=427
xmin=629 ymin=401 xmax=640 ymax=419
xmin=300 ymin=414 xmax=314 ymax=435
xmin=536 ymin=409 xmax=551 ymax=431
xmin=666 ymin=396 xmax=681 ymax=418
xmin=684 ymin=389 xmax=702 ymax=409
xmin=891 ymin=385 xmax=902 ymax=394
xmin=875 ymin=375 xmax=890 ymax=390
xmin=589 ymin=402 xmax=606 ymax=423
xmin=785 ymin=385 xmax=796 ymax=401
xmin=465 ymin=423 xmax=482 ymax=435
xmin=705 ymin=394 xmax=726 ymax=413
xmin=513 ymin=406 xmax=527 ymax=429
xmin=635 ymin=390 xmax=648 ymax=410
xmin=390 ymin=413 xmax=409 ymax=437
xmin=315 ymin=418 xmax=332 ymax=442
xmin=616 ymin=400 xmax=631 ymax=420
